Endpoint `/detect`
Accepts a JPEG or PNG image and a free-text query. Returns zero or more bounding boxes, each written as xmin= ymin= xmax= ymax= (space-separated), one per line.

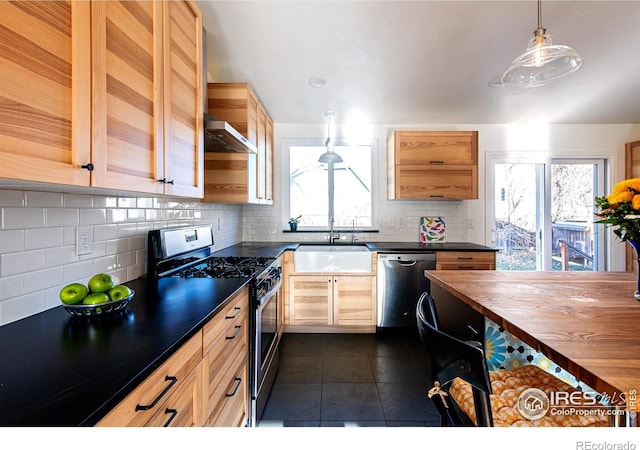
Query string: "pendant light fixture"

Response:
xmin=500 ymin=0 xmax=582 ymax=88
xmin=318 ymin=110 xmax=343 ymax=164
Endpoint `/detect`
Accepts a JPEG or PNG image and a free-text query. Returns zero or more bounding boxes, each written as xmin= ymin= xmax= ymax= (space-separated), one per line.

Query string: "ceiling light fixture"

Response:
xmin=500 ymin=0 xmax=582 ymax=88
xmin=318 ymin=110 xmax=343 ymax=164
xmin=308 ymin=76 xmax=327 ymax=88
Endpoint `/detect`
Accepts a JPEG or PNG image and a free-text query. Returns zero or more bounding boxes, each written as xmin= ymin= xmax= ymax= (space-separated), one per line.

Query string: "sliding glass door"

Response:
xmin=491 ymin=158 xmax=605 ymax=271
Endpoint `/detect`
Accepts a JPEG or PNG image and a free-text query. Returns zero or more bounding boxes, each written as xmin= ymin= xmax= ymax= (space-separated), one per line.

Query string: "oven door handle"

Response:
xmin=256 ymin=275 xmax=282 ymax=311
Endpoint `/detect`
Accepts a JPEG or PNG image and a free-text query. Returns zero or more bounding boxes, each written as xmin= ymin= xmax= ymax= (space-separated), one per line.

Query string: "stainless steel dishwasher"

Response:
xmin=377 ymin=252 xmax=436 ymax=328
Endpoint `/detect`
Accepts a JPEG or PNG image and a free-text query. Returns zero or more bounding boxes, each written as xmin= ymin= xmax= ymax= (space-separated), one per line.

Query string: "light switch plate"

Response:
xmin=77 ymin=226 xmax=93 ymax=255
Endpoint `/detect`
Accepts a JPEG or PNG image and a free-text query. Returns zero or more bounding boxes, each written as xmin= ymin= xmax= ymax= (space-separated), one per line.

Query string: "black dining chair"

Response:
xmin=416 ymin=292 xmax=493 ymax=426
xmin=416 ymin=291 xmax=610 ymax=427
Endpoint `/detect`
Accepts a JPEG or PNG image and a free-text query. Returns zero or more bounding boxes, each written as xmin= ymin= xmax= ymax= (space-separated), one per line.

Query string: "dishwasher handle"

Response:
xmin=396 ymin=259 xmax=417 ymax=266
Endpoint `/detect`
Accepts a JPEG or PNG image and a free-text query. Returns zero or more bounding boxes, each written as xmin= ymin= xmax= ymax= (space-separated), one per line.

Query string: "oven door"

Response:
xmin=253 ymin=271 xmax=282 ymax=424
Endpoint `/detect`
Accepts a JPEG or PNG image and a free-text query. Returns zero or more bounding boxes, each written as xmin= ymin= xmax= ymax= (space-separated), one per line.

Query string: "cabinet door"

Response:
xmin=333 ymin=276 xmax=376 ymax=326
xmin=97 ymin=330 xmax=203 ymax=427
xmin=162 ymin=0 xmax=203 ymax=198
xmin=90 ymin=0 xmax=164 ymax=194
xmin=265 ymin=115 xmax=274 ymax=203
xmin=145 ymin=362 xmax=204 ymax=427
xmin=395 ymin=165 xmax=478 ymax=200
xmin=394 ymin=131 xmax=477 ymax=166
xmin=256 ymin=103 xmax=267 ymax=201
xmin=289 ymin=276 xmax=332 ymax=325
xmin=0 ymin=1 xmax=91 ymax=185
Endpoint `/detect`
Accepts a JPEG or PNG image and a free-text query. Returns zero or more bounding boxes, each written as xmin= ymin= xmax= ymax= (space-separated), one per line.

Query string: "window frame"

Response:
xmin=282 ymin=137 xmax=378 ymax=231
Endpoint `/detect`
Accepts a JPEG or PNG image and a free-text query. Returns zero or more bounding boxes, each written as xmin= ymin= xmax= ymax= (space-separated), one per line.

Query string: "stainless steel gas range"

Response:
xmin=147 ymin=225 xmax=281 ymax=426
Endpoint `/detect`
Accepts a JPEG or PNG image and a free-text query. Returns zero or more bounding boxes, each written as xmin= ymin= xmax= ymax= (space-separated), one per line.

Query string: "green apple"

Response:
xmin=59 ymin=283 xmax=89 ymax=305
xmin=82 ymin=293 xmax=110 ymax=305
xmin=108 ymin=284 xmax=132 ymax=301
xmin=88 ymin=273 xmax=114 ymax=293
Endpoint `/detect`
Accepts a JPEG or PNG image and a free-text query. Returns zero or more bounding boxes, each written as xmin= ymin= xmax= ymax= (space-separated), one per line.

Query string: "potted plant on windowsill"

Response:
xmin=288 ymin=215 xmax=302 ymax=231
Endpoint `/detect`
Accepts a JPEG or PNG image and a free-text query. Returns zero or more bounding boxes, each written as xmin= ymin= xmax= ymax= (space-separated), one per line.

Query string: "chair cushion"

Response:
xmin=448 ymin=365 xmax=609 ymax=427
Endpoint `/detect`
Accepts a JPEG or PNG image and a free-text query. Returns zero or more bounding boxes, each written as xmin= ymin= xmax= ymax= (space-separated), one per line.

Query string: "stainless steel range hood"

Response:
xmin=204 ymin=113 xmax=257 ymax=154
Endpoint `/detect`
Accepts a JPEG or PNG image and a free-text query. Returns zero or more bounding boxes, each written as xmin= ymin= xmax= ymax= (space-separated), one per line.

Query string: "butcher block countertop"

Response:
xmin=424 ymin=270 xmax=640 ymax=401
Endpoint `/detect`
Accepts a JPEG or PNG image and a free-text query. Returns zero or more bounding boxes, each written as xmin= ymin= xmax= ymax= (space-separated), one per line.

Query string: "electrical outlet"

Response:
xmin=468 ymin=218 xmax=475 ymax=229
xmin=77 ymin=226 xmax=93 ymax=255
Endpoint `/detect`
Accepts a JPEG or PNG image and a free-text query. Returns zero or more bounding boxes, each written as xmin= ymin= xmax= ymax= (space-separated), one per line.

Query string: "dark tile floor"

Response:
xmin=258 ymin=331 xmax=442 ymax=427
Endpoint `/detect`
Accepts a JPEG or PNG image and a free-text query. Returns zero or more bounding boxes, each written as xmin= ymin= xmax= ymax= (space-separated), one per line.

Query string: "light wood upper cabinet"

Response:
xmin=204 ymin=83 xmax=274 ymax=205
xmin=91 ymin=0 xmax=203 ymax=196
xmin=161 ymin=0 xmax=203 ymax=198
xmin=0 ymin=0 xmax=203 ymax=197
xmin=0 ymin=1 xmax=91 ymax=186
xmin=388 ymin=130 xmax=478 ymax=200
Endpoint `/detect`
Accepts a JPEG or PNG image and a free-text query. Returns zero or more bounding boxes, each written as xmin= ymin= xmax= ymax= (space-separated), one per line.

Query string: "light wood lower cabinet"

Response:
xmin=98 ymin=287 xmax=250 ymax=427
xmin=435 ymin=251 xmax=496 ymax=270
xmin=288 ymin=275 xmax=376 ymax=327
xmin=97 ymin=330 xmax=204 ymax=427
xmin=202 ymin=288 xmax=249 ymax=427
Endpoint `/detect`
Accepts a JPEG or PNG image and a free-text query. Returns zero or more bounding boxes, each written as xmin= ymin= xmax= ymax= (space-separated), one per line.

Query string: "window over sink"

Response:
xmin=285 ymin=139 xmax=375 ymax=230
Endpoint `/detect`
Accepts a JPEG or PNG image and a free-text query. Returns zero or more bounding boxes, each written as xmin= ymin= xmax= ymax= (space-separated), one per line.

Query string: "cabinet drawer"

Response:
xmin=204 ymin=337 xmax=248 ymax=426
xmin=203 ymin=289 xmax=249 ymax=355
xmin=211 ymin=359 xmax=248 ymax=427
xmin=395 ymin=165 xmax=477 ymax=199
xmin=393 ymin=131 xmax=477 ymax=166
xmin=145 ymin=362 xmax=204 ymax=427
xmin=436 ymin=252 xmax=496 ymax=270
xmin=97 ymin=330 xmax=203 ymax=427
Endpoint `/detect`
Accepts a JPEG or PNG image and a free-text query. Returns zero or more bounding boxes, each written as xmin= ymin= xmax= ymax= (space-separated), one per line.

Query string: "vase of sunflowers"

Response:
xmin=595 ymin=177 xmax=640 ymax=300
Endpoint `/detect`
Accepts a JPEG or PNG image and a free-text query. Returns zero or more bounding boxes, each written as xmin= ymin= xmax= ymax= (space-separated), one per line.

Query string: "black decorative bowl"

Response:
xmin=63 ymin=290 xmax=134 ymax=317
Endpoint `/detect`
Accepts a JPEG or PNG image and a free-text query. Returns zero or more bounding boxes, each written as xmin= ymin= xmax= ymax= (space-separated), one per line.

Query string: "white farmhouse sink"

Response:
xmin=294 ymin=245 xmax=372 ymax=273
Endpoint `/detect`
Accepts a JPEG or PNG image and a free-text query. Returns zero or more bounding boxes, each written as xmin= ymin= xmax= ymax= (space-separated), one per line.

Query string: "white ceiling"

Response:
xmin=196 ymin=1 xmax=640 ymax=126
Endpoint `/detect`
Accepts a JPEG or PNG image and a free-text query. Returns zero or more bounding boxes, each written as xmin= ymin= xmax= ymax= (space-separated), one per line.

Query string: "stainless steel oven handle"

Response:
xmin=256 ymin=275 xmax=282 ymax=310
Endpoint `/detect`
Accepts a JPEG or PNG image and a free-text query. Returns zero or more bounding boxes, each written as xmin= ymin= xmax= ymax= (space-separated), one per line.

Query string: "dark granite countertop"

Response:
xmin=221 ymin=241 xmax=497 ymax=256
xmin=0 ymin=240 xmax=494 ymax=426
xmin=0 ymin=276 xmax=248 ymax=426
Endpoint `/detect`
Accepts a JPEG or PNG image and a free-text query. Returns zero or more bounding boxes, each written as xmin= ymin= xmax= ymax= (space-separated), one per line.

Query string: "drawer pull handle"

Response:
xmin=163 ymin=408 xmax=178 ymax=427
xmin=429 ymin=160 xmax=444 ymax=164
xmin=225 ymin=377 xmax=242 ymax=397
xmin=225 ymin=306 xmax=241 ymax=319
xmin=457 ymin=257 xmax=474 ymax=260
xmin=226 ymin=325 xmax=243 ymax=340
xmin=457 ymin=265 xmax=474 ymax=269
xmin=429 ymin=195 xmax=444 ymax=198
xmin=135 ymin=375 xmax=177 ymax=411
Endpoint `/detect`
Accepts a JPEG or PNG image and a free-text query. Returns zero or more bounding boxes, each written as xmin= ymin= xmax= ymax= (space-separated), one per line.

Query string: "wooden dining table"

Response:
xmin=424 ymin=270 xmax=640 ymax=421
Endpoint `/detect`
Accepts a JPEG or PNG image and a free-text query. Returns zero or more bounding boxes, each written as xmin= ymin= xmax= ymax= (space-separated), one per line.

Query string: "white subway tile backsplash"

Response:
xmin=107 ymin=209 xmax=127 ymax=223
xmin=3 ymin=207 xmax=45 ymax=229
xmin=25 ymin=191 xmax=63 ymax=207
xmin=94 ymin=224 xmax=118 ymax=241
xmin=0 ymin=274 xmax=24 ymax=301
xmin=45 ymin=245 xmax=78 ymax=268
xmin=0 ymin=229 xmax=25 ymax=253
xmin=79 ymin=208 xmax=106 ymax=225
xmin=45 ymin=208 xmax=79 ymax=227
xmin=0 ymin=188 xmax=244 ymax=325
xmin=0 ymin=190 xmax=24 ymax=206
xmin=24 ymin=267 xmax=64 ymax=293
xmin=25 ymin=227 xmax=63 ymax=250
xmin=93 ymin=255 xmax=118 ymax=274
xmin=1 ymin=249 xmax=45 ymax=276
xmin=63 ymin=194 xmax=93 ymax=208
xmin=62 ymin=260 xmax=94 ymax=283
xmin=0 ymin=291 xmax=45 ymax=325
